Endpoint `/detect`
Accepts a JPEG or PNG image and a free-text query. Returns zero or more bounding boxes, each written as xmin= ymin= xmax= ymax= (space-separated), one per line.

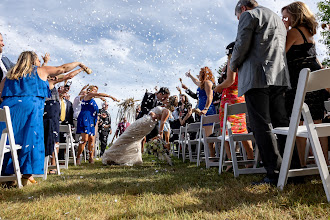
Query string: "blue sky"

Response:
xmin=0 ymin=0 xmax=326 ymax=137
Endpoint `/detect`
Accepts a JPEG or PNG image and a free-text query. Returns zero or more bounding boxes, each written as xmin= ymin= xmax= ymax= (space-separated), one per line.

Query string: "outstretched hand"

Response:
xmin=42 ymin=53 xmax=50 ymax=63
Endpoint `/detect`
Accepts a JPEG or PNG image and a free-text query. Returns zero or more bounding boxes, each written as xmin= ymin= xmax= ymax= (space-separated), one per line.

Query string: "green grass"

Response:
xmin=0 ymin=155 xmax=329 ymax=219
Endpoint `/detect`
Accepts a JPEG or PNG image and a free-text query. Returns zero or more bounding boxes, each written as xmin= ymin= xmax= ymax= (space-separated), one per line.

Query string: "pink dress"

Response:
xmin=219 ymin=77 xmax=247 ymax=134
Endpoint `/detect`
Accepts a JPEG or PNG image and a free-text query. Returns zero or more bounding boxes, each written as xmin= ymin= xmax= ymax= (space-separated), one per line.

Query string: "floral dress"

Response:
xmin=219 ymin=76 xmax=247 ymax=134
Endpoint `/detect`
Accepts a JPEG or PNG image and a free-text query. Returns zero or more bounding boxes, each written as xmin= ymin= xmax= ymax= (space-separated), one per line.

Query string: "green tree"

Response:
xmin=317 ymin=0 xmax=330 ymax=66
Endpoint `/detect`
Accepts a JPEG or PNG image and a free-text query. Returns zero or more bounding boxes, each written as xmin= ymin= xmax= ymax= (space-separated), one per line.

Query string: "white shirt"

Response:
xmin=73 ymin=95 xmax=83 ymax=119
xmin=0 ymin=53 xmax=8 ymax=79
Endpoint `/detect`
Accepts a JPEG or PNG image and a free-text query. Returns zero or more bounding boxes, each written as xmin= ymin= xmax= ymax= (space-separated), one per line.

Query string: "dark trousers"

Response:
xmin=245 ymin=86 xmax=301 ymax=176
xmin=99 ymin=131 xmax=109 ymax=156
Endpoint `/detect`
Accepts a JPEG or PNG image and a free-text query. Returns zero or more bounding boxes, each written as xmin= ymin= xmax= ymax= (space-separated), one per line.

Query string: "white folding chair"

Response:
xmin=58 ymin=124 xmax=77 ymax=169
xmin=197 ymin=114 xmax=222 ymax=168
xmin=184 ymin=122 xmax=201 ymax=162
xmin=177 ymin=126 xmax=187 ymax=159
xmin=219 ymin=102 xmax=265 ymax=177
xmin=171 ymin=128 xmax=180 ymax=157
xmin=0 ymin=106 xmax=23 ymax=188
xmin=272 ymin=68 xmax=330 ymax=202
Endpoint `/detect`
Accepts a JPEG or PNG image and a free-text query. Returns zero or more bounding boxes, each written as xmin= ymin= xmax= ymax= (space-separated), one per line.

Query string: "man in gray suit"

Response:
xmin=0 ymin=33 xmax=15 ymax=81
xmin=230 ymin=0 xmax=300 ymax=185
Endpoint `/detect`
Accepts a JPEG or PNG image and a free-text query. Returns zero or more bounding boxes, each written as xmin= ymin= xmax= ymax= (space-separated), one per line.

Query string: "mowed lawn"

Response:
xmin=0 ymin=155 xmax=329 ymax=219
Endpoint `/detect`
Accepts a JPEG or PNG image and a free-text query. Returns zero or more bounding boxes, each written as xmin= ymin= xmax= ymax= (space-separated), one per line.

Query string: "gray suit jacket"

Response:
xmin=1 ymin=56 xmax=15 ymax=71
xmin=230 ymin=6 xmax=290 ymax=97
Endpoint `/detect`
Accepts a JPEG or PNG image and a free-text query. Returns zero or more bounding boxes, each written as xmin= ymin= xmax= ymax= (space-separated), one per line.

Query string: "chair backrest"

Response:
xmin=200 ymin=114 xmax=220 ymax=125
xmin=172 ymin=129 xmax=180 ymax=135
xmin=187 ymin=122 xmax=201 ymax=133
xmin=0 ymin=106 xmax=16 ymax=146
xmin=59 ymin=124 xmax=72 ymax=133
xmin=289 ymin=68 xmax=330 ymax=126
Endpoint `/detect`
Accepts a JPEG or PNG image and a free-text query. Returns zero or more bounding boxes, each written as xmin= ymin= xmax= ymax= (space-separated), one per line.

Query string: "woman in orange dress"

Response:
xmin=214 ymin=42 xmax=254 ymax=171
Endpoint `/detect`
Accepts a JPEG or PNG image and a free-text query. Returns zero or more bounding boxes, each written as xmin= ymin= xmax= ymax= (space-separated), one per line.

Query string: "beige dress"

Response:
xmin=102 ymin=106 xmax=164 ymax=166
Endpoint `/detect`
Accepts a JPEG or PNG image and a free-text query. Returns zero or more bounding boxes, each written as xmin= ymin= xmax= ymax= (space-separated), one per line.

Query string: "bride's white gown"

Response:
xmin=102 ymin=106 xmax=163 ymax=166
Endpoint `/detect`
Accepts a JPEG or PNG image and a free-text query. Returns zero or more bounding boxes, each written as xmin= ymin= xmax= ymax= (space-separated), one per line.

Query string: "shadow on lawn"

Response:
xmin=1 ymin=156 xmax=328 ymax=213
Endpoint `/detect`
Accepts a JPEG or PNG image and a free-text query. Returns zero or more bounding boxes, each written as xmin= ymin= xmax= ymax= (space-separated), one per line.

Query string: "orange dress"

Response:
xmin=219 ymin=76 xmax=247 ymax=134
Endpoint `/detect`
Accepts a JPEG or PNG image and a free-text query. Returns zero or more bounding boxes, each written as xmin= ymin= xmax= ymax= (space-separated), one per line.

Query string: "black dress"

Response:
xmin=285 ymin=27 xmax=327 ymax=120
xmin=43 ymin=87 xmax=61 ymax=156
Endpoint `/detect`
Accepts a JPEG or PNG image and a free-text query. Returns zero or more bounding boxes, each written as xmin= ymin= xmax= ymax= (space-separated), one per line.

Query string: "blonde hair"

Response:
xmin=7 ymin=51 xmax=38 ymax=80
xmin=282 ymin=1 xmax=318 ymax=35
xmin=87 ymin=85 xmax=98 ymax=93
xmin=166 ymin=96 xmax=178 ymax=112
xmin=199 ymin=66 xmax=215 ymax=90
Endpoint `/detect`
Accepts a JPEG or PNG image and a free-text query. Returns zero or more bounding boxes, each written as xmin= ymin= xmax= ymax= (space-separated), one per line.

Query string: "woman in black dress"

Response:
xmin=282 ymin=1 xmax=329 ymax=166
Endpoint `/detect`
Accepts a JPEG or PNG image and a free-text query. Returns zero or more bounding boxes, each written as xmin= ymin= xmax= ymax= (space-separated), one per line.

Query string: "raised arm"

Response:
xmin=48 ymin=68 xmax=84 ymax=89
xmin=214 ymin=57 xmax=236 ymax=93
xmin=186 ymin=71 xmax=201 ymax=87
xmin=84 ymin=92 xmax=119 ymax=102
xmin=37 ymin=62 xmax=84 ymax=80
xmin=41 ymin=53 xmax=50 ymax=67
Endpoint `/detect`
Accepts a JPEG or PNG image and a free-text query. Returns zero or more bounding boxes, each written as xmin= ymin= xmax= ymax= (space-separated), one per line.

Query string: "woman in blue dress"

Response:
xmin=76 ymin=85 xmax=119 ymax=164
xmin=0 ymin=51 xmax=85 ymax=185
xmin=186 ymin=66 xmax=216 ymax=157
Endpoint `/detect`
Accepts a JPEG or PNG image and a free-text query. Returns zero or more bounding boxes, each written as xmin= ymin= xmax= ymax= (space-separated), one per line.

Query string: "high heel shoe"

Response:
xmin=21 ymin=177 xmax=37 ymax=186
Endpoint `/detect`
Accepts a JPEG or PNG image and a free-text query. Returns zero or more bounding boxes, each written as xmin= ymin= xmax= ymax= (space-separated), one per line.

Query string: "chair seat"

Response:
xmin=4 ymin=145 xmax=22 ymax=153
xmin=273 ymin=123 xmax=330 ymax=138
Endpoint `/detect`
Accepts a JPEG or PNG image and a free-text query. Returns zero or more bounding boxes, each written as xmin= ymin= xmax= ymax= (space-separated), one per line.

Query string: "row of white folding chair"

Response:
xmin=170 ymin=128 xmax=180 ymax=157
xmin=0 ymin=106 xmax=23 ymax=188
xmin=177 ymin=125 xmax=187 ymax=159
xmin=272 ymin=68 xmax=330 ymax=202
xmin=219 ymin=102 xmax=265 ymax=177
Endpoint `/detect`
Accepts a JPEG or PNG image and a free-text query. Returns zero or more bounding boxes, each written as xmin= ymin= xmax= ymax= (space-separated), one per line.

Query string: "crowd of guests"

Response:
xmin=0 ymin=0 xmax=329 ymax=187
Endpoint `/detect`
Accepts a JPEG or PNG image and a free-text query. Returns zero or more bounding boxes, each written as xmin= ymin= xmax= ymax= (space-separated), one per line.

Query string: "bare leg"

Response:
xmin=296 ymin=137 xmax=307 ymax=167
xmin=77 ymin=133 xmax=88 ymax=165
xmin=164 ymin=131 xmax=170 ymax=150
xmin=141 ymin=136 xmax=146 ymax=153
xmin=88 ymin=135 xmax=95 ymax=163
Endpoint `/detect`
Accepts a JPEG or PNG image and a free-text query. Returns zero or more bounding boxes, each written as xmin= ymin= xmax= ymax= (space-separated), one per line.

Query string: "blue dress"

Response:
xmin=0 ymin=66 xmax=50 ymax=175
xmin=76 ymin=99 xmax=99 ymax=136
xmin=197 ymin=87 xmax=216 ymax=126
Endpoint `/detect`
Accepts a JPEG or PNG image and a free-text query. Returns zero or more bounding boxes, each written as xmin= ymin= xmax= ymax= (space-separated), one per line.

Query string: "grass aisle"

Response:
xmin=0 ymin=155 xmax=329 ymax=219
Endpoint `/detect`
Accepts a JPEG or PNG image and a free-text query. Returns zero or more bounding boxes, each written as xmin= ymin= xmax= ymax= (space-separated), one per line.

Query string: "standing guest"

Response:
xmin=44 ymin=54 xmax=84 ymax=174
xmin=135 ymin=105 xmax=141 ymax=120
xmin=0 ymin=51 xmax=85 ymax=185
xmin=72 ymin=84 xmax=89 ymax=141
xmin=76 ymin=85 xmax=119 ymax=165
xmin=230 ymin=0 xmax=300 ymax=185
xmin=98 ymin=101 xmax=112 ymax=156
xmin=137 ymin=87 xmax=170 ymax=147
xmin=0 ymin=33 xmax=14 ymax=82
xmin=186 ymin=67 xmax=216 ymax=157
xmin=214 ymin=42 xmax=254 ymax=171
xmin=60 ymin=91 xmax=74 ymax=127
xmin=282 ymin=1 xmax=329 ymax=165
xmin=115 ymin=117 xmax=130 ymax=138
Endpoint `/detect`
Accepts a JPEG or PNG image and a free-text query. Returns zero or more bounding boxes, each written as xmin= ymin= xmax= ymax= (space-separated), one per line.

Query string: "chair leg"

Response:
xmin=54 ymin=146 xmax=61 ymax=175
xmin=219 ymin=139 xmax=225 ymax=174
xmin=229 ymin=140 xmax=239 ymax=177
xmin=43 ymin=156 xmax=49 ymax=180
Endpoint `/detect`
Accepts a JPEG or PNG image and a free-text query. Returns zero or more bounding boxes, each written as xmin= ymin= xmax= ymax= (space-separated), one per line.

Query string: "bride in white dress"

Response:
xmin=102 ymin=96 xmax=177 ymax=166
